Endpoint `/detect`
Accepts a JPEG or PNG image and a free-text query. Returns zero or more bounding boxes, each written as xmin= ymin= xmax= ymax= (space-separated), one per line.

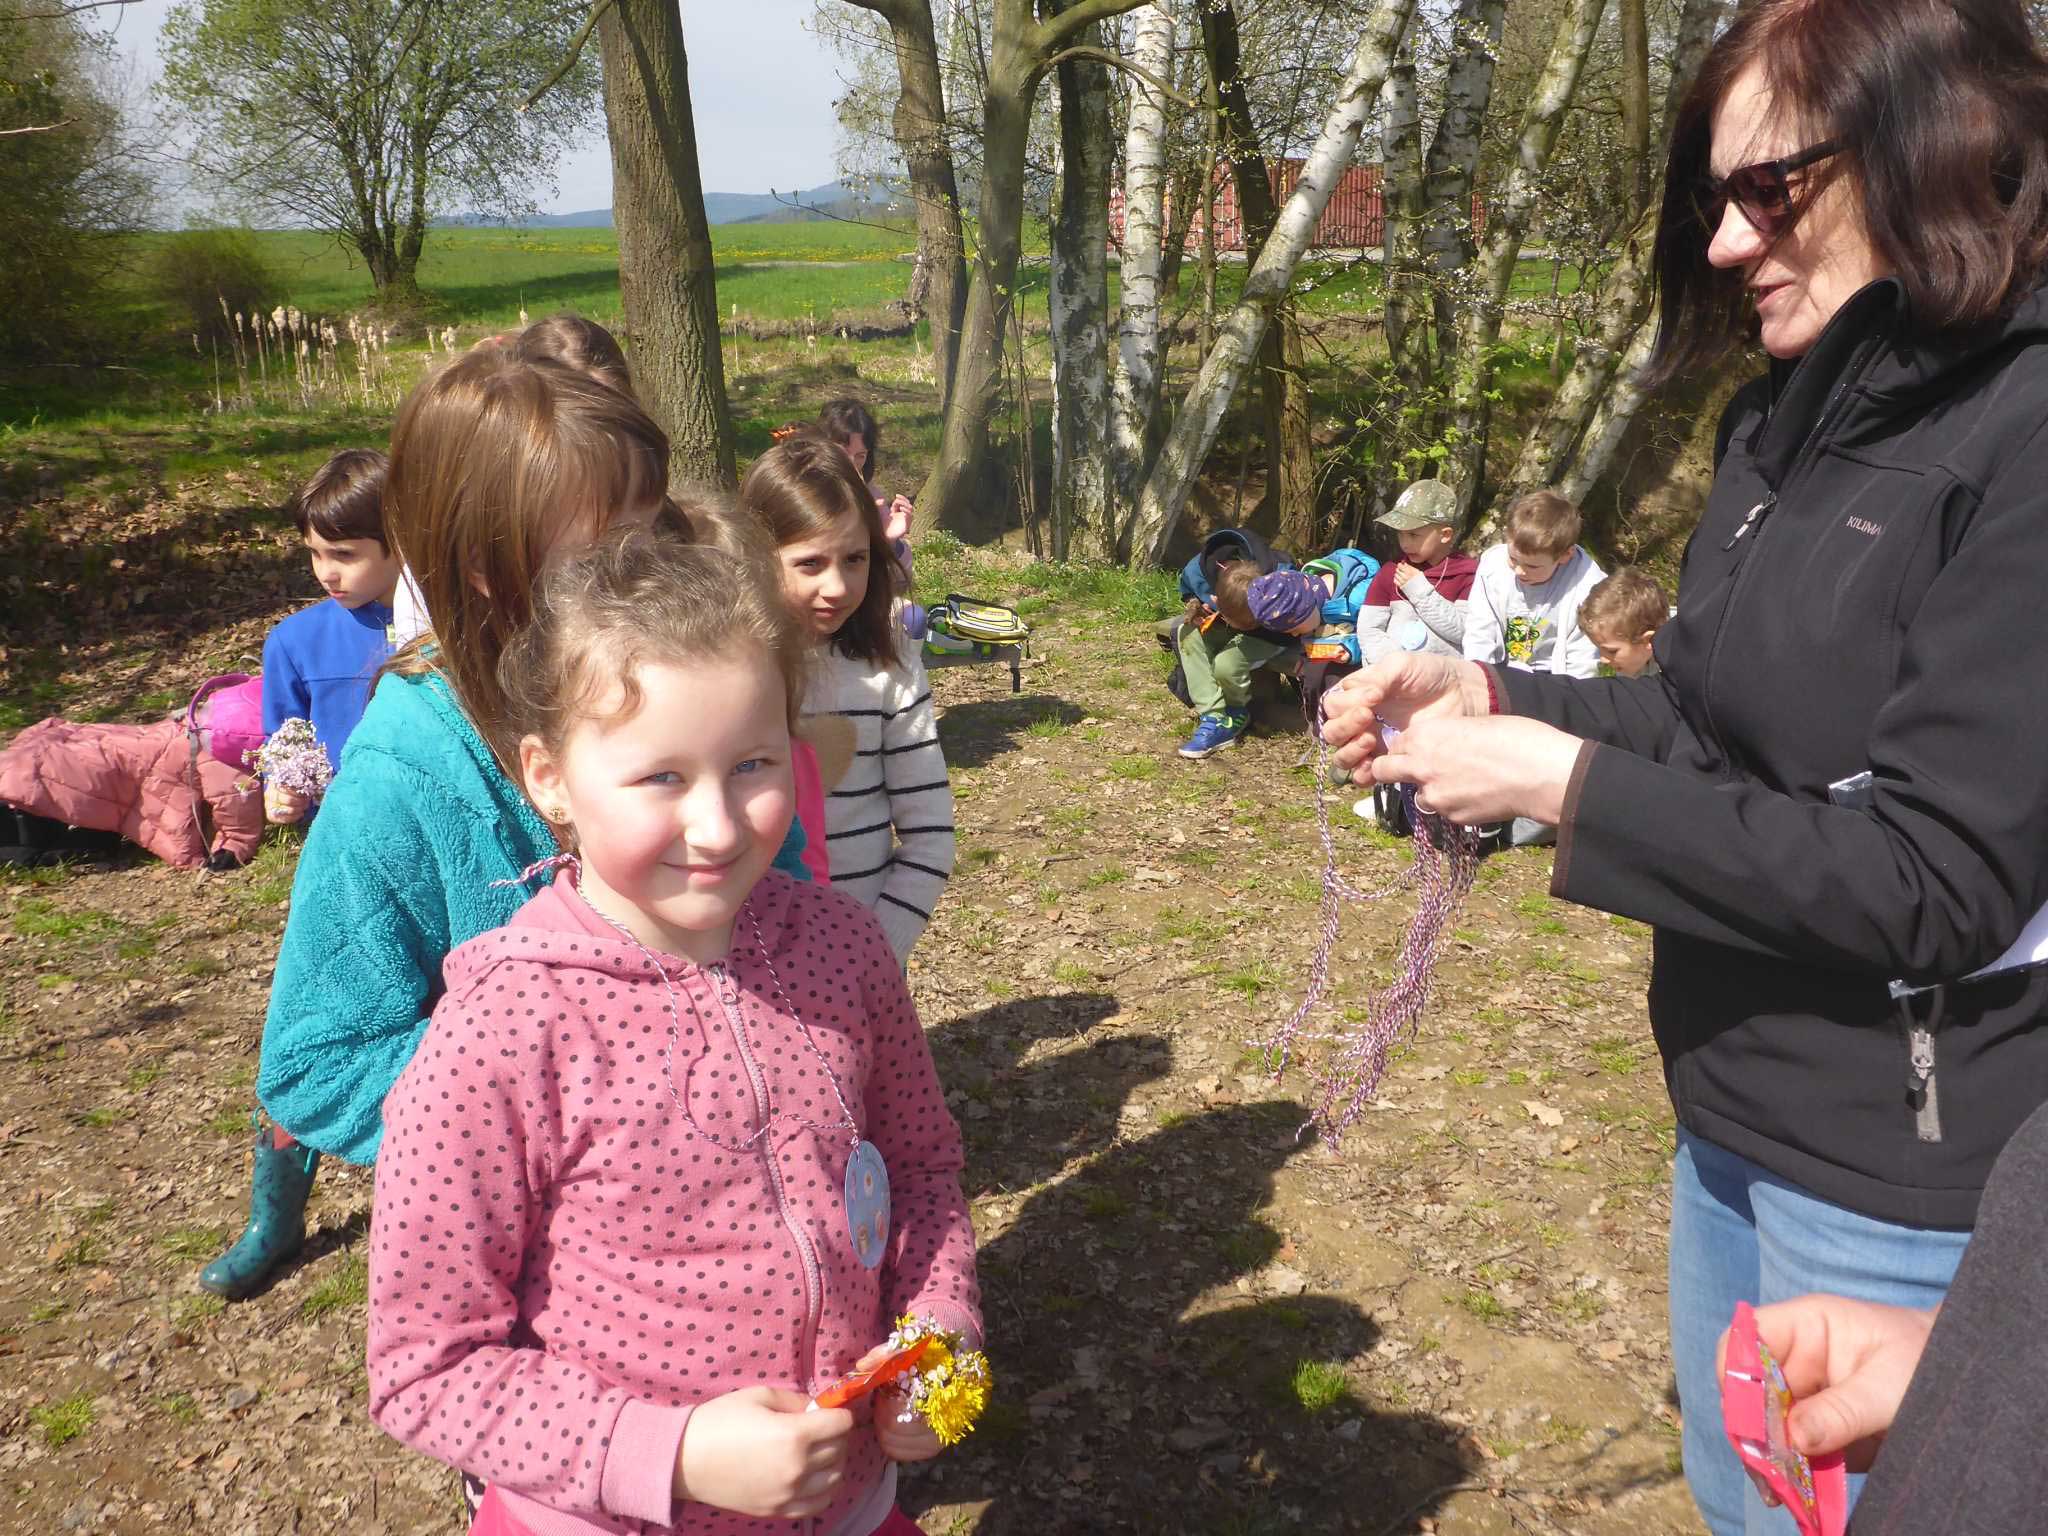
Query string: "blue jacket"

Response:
xmin=257 ymin=670 xmax=809 ymax=1163
xmin=1302 ymin=548 xmax=1381 ymax=627
xmin=1295 ymin=547 xmax=1383 ymax=665
xmin=260 ymin=598 xmax=396 ymax=771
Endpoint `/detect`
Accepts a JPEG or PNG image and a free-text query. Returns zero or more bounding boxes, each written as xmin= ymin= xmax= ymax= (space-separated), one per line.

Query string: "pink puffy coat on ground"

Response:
xmin=0 ymin=716 xmax=264 ymax=869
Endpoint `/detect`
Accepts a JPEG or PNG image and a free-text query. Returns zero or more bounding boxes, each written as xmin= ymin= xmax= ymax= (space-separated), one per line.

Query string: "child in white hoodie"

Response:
xmin=1463 ymin=490 xmax=1606 ymax=680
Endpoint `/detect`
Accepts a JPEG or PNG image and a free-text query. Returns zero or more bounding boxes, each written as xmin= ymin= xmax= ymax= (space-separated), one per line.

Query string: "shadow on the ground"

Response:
xmin=936 ymin=694 xmax=1088 ymax=772
xmin=911 ymin=995 xmax=1479 ymax=1534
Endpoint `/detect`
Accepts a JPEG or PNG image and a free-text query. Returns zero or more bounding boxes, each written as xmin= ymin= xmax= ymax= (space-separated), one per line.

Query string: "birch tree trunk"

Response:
xmin=1048 ymin=14 xmax=1115 ymax=561
xmin=1378 ymin=36 xmax=1428 ymax=388
xmin=846 ymin=0 xmax=969 ymax=411
xmin=1440 ymin=0 xmax=1608 ymax=534
xmin=1106 ymin=0 xmax=1173 ymax=527
xmin=1558 ymin=317 xmax=1655 ymax=504
xmin=1201 ymin=0 xmax=1319 ymax=555
xmin=915 ymin=0 xmax=1153 ymax=537
xmin=599 ymin=0 xmax=735 ymax=487
xmin=1507 ymin=0 xmax=1724 ymax=503
xmin=1127 ymin=0 xmax=1418 ymax=569
xmin=1421 ymin=0 xmax=1507 ymax=366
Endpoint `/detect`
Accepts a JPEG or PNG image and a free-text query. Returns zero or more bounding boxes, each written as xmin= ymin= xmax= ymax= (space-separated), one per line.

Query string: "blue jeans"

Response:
xmin=1667 ymin=1129 xmax=1970 ymax=1536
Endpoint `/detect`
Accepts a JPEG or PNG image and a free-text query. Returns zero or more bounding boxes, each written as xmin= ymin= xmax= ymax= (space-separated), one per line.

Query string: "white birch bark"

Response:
xmin=1107 ymin=0 xmax=1173 ymax=518
xmin=1441 ymin=0 xmax=1609 ymax=529
xmin=1420 ymin=0 xmax=1507 ymax=359
xmin=1127 ymin=0 xmax=1418 ymax=569
xmin=1507 ymin=0 xmax=1726 ymax=504
xmin=1378 ymin=37 xmax=1428 ymax=380
xmin=1559 ymin=318 xmax=1656 ymax=504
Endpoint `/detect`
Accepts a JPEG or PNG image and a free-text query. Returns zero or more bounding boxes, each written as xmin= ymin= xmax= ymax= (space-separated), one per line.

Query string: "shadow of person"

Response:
xmin=924 ymin=993 xmax=1169 ymax=1204
xmin=935 ymin=694 xmax=1089 ymax=772
xmin=901 ymin=1098 xmax=1481 ymax=1535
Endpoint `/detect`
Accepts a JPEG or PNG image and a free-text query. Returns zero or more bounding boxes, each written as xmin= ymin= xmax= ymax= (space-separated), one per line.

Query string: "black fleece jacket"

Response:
xmin=1502 ymin=277 xmax=2048 ymax=1229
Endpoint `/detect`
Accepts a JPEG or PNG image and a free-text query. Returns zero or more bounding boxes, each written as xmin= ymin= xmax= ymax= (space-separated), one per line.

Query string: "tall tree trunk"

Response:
xmin=1201 ymin=0 xmax=1316 ymax=552
xmin=1422 ymin=0 xmax=1507 ymax=366
xmin=1378 ymin=35 xmax=1428 ymax=388
xmin=915 ymin=0 xmax=1153 ymax=536
xmin=1048 ymin=14 xmax=1114 ymax=561
xmin=1442 ymin=0 xmax=1608 ymax=536
xmin=599 ymin=0 xmax=735 ymax=487
xmin=1107 ymin=0 xmax=1173 ymax=533
xmin=1618 ymin=0 xmax=1651 ymax=214
xmin=1128 ymin=0 xmax=1417 ymax=568
xmin=1558 ymin=317 xmax=1654 ymax=504
xmin=1508 ymin=0 xmax=1725 ymax=502
xmin=847 ymin=0 xmax=969 ymax=409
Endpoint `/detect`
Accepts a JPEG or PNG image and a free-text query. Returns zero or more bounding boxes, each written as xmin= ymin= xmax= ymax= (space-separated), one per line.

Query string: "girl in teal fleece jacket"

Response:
xmin=201 ymin=338 xmax=809 ymax=1300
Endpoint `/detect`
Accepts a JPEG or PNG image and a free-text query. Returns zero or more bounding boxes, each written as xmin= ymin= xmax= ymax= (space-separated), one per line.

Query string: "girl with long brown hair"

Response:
xmin=199 ymin=344 xmax=812 ymax=1301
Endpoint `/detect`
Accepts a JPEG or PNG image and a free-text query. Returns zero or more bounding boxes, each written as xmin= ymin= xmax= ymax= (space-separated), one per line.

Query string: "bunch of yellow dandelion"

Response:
xmin=885 ymin=1314 xmax=992 ymax=1447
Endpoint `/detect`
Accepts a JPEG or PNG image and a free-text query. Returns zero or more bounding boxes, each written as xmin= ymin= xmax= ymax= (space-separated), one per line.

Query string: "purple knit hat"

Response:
xmin=1248 ymin=569 xmax=1321 ymax=631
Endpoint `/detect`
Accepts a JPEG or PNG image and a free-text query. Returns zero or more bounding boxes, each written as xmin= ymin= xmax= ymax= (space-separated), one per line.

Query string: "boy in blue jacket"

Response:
xmin=259 ymin=449 xmax=404 ymax=823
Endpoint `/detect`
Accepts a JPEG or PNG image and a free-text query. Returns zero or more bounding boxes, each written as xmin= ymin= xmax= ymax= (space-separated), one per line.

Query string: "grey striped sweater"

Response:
xmin=803 ymin=645 xmax=955 ymax=960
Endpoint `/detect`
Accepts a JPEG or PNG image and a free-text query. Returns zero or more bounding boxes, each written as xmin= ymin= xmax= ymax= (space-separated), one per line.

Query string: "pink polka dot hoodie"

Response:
xmin=367 ymin=866 xmax=981 ymax=1536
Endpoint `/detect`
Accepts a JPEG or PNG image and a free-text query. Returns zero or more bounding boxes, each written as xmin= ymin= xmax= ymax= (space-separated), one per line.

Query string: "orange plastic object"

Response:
xmin=812 ymin=1338 xmax=935 ymax=1409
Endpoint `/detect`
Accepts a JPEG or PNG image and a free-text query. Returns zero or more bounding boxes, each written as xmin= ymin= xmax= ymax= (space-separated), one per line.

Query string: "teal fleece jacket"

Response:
xmin=256 ymin=670 xmax=808 ymax=1164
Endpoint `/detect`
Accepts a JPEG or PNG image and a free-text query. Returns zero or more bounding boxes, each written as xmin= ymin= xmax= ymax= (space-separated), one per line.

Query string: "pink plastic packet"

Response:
xmin=1722 ymin=1300 xmax=1848 ymax=1536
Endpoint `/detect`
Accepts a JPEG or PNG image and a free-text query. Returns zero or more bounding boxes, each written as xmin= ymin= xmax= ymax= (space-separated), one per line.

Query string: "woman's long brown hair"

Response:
xmin=383 ymin=345 xmax=673 ymax=770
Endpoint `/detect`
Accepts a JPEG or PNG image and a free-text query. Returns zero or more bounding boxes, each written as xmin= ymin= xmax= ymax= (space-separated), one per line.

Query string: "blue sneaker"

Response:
xmin=1179 ymin=711 xmax=1249 ymax=759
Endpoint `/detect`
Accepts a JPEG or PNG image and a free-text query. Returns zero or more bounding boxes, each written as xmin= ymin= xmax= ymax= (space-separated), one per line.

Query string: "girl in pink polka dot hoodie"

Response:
xmin=368 ymin=532 xmax=981 ymax=1536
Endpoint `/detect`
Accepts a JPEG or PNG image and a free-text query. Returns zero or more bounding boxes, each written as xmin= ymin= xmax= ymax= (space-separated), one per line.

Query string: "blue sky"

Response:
xmin=108 ymin=0 xmax=850 ymax=212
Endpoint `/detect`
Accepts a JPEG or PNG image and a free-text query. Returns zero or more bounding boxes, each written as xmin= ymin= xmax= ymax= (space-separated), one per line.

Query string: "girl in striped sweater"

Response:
xmin=742 ymin=437 xmax=955 ymax=960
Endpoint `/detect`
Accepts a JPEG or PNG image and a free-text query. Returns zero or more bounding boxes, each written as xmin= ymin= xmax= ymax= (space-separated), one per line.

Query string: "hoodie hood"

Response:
xmin=439 ymin=863 xmax=806 ymax=995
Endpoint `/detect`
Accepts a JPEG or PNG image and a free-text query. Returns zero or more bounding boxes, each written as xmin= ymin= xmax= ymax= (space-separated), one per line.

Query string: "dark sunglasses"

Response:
xmin=1693 ymin=139 xmax=1841 ymax=239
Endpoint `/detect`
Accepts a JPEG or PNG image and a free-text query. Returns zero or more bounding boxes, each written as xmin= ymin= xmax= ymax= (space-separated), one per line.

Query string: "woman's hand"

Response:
xmin=1321 ymin=653 xmax=1493 ymax=781
xmin=1369 ymin=715 xmax=1583 ymax=826
xmin=673 ymin=1386 xmax=855 ymax=1519
xmin=1715 ymin=1297 xmax=1937 ymax=1474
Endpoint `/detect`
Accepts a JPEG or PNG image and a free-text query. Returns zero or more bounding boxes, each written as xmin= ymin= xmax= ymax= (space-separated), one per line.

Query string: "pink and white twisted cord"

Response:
xmin=1262 ymin=706 xmax=1482 ymax=1145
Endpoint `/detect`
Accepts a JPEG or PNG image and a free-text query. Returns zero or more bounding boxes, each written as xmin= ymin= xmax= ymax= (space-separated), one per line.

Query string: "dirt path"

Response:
xmin=0 ymin=511 xmax=1696 ymax=1532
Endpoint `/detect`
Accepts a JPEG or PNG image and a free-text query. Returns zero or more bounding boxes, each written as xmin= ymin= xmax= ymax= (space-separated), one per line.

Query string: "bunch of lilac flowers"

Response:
xmin=252 ymin=718 xmax=332 ymax=802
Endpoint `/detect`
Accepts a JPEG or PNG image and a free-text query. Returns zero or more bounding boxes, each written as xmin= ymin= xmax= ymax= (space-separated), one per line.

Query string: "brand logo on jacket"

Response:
xmin=1846 ymin=516 xmax=1884 ymax=537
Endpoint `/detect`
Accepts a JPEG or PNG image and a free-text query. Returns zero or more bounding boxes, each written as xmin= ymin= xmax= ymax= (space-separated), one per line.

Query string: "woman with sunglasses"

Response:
xmin=1322 ymin=2 xmax=2048 ymax=1531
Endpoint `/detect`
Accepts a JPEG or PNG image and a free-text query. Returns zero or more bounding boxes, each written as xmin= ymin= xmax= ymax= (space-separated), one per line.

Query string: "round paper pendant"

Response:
xmin=844 ymin=1140 xmax=891 ymax=1269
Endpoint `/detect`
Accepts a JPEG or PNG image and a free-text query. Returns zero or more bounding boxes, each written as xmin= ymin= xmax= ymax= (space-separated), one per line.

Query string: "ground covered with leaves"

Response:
xmin=0 ymin=445 xmax=1696 ymax=1535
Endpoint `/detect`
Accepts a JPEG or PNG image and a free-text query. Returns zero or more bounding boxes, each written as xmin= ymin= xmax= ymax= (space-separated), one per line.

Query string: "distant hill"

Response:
xmin=438 ymin=180 xmax=912 ymax=231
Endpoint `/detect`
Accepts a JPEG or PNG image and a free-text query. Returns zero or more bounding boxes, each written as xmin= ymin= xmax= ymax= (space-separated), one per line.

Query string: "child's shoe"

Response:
xmin=1178 ymin=710 xmax=1249 ymax=759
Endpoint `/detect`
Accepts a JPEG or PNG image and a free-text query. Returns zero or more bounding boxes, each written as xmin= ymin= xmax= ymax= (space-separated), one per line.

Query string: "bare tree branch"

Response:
xmin=0 ymin=118 xmax=75 ymax=135
xmin=1039 ymin=44 xmax=1199 ymax=109
xmin=1029 ymin=0 xmax=1150 ymax=59
xmin=3 ymin=0 xmax=140 ymax=20
xmin=520 ymin=0 xmax=612 ymax=112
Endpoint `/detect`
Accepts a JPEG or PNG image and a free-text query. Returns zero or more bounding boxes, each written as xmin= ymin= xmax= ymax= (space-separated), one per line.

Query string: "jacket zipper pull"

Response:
xmin=1722 ymin=493 xmax=1777 ymax=550
xmin=707 ymin=961 xmax=739 ymax=1008
xmin=1907 ymin=1026 xmax=1943 ymax=1144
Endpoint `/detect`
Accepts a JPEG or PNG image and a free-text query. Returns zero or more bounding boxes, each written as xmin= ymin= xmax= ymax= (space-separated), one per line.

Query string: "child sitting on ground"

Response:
xmin=1576 ymin=565 xmax=1669 ymax=678
xmin=368 ymin=530 xmax=980 ymax=1536
xmin=1463 ymin=490 xmax=1606 ymax=679
xmin=1171 ymin=527 xmax=1298 ymax=759
xmin=1243 ymin=547 xmax=1381 ymax=719
xmin=259 ymin=449 xmax=405 ymax=824
xmin=1355 ymin=480 xmax=1478 ymax=664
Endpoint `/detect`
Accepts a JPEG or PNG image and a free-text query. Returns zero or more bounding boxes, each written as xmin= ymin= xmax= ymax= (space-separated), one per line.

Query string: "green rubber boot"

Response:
xmin=198 ymin=1124 xmax=319 ymax=1299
